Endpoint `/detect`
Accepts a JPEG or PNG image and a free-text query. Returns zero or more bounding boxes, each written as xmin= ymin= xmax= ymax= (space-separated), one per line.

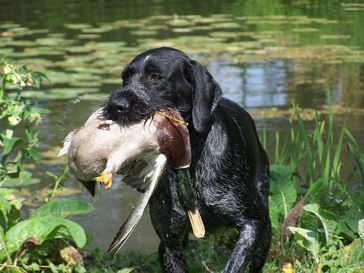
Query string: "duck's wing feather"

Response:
xmin=58 ymin=130 xmax=78 ymax=157
xmin=108 ymin=154 xmax=167 ymax=255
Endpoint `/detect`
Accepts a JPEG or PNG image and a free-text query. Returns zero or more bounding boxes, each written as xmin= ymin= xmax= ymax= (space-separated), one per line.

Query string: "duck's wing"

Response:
xmin=108 ymin=154 xmax=167 ymax=255
xmin=118 ymin=152 xmax=160 ymax=192
xmin=58 ymin=130 xmax=78 ymax=157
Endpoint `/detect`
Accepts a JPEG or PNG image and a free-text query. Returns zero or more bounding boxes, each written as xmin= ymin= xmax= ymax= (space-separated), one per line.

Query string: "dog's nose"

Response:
xmin=114 ymin=98 xmax=130 ymax=113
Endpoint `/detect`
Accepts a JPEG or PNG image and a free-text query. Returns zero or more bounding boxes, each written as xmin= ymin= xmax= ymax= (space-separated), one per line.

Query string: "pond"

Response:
xmin=1 ymin=0 xmax=364 ymax=253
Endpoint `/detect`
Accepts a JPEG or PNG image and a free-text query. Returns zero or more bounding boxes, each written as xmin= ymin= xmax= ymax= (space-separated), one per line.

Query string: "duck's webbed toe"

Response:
xmin=95 ymin=171 xmax=113 ymax=189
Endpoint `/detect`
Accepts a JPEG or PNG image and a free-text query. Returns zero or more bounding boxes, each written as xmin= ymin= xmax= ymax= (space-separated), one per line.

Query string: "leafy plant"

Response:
xmin=0 ymin=61 xmax=49 ymax=186
xmin=264 ymin=95 xmax=364 ymax=272
xmin=0 ymin=195 xmax=92 ymax=265
xmin=0 ymin=62 xmax=95 ymax=272
xmin=269 ymin=165 xmax=297 ymax=231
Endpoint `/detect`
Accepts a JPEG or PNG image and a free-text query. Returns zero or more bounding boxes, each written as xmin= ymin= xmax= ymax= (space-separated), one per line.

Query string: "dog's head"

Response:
xmin=104 ymin=47 xmax=222 ymax=133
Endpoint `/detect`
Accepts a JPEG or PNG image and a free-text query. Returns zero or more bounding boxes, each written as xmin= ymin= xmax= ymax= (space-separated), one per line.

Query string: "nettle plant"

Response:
xmin=0 ymin=62 xmax=93 ymax=273
xmin=0 ymin=62 xmax=47 ymax=184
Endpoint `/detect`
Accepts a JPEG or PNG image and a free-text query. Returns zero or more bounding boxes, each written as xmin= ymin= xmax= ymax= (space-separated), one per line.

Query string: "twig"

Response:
xmin=202 ymin=260 xmax=215 ymax=273
xmin=0 ymin=264 xmax=27 ymax=273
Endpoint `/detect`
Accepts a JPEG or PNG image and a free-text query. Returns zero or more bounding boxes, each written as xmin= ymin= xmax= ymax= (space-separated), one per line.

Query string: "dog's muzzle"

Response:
xmin=104 ymin=90 xmax=153 ymax=124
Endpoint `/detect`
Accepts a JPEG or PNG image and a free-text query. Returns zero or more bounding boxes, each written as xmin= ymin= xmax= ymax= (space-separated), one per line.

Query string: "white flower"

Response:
xmin=8 ymin=115 xmax=21 ymax=126
xmin=3 ymin=64 xmax=13 ymax=74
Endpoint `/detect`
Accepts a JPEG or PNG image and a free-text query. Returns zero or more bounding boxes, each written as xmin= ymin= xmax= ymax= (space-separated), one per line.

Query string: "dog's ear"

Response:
xmin=189 ymin=60 xmax=222 ymax=133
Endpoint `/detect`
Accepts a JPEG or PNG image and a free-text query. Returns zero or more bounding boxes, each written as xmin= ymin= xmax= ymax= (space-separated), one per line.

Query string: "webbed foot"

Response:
xmin=95 ymin=171 xmax=113 ymax=189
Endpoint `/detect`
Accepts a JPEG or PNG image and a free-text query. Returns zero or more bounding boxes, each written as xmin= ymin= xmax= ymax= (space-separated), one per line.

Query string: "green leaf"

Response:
xmin=303 ymin=203 xmax=337 ymax=244
xmin=306 ymin=178 xmax=326 ymax=198
xmin=332 ymin=239 xmax=364 ymax=271
xmin=0 ymin=216 xmax=87 ymax=260
xmin=32 ymin=198 xmax=94 ymax=218
xmin=269 ymin=165 xmax=297 ymax=229
xmin=30 ymin=71 xmax=49 ymax=88
xmin=25 ymin=148 xmax=41 ymax=163
xmin=1 ymin=137 xmax=23 ymax=157
xmin=288 ymin=227 xmax=320 ymax=262
xmin=338 ymin=203 xmax=363 ymax=238
xmin=1 ymin=171 xmax=40 ymax=188
xmin=268 ymin=198 xmax=280 ymax=230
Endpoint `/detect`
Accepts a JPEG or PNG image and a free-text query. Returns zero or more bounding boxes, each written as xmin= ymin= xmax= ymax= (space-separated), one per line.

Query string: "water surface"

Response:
xmin=1 ymin=0 xmax=364 ymax=253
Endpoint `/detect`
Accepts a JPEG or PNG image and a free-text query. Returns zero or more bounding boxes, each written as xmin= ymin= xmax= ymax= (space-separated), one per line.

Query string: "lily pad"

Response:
xmin=36 ymin=37 xmax=73 ymax=46
xmin=0 ymin=48 xmax=14 ymax=55
xmin=211 ymin=22 xmax=241 ymax=29
xmin=7 ymin=40 xmax=38 ymax=47
xmin=0 ymin=23 xmax=21 ymax=29
xmin=81 ymin=26 xmax=114 ymax=33
xmin=320 ymin=35 xmax=351 ymax=40
xmin=291 ymin=28 xmax=319 ymax=33
xmin=66 ymin=46 xmax=94 ymax=54
xmin=77 ymin=33 xmax=101 ymax=39
xmin=171 ymin=28 xmax=193 ymax=33
xmin=194 ymin=18 xmax=217 ymax=24
xmin=209 ymin=31 xmax=238 ymax=39
xmin=167 ymin=19 xmax=193 ymax=28
xmin=69 ymin=81 xmax=102 ymax=87
xmin=64 ymin=23 xmax=93 ymax=30
xmin=145 ymin=25 xmax=167 ymax=31
xmin=47 ymin=33 xmax=66 ymax=38
xmin=191 ymin=25 xmax=215 ymax=31
xmin=130 ymin=30 xmax=159 ymax=36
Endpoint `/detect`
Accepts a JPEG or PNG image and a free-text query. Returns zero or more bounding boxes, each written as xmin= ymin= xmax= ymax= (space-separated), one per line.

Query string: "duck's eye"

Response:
xmin=151 ymin=74 xmax=161 ymax=81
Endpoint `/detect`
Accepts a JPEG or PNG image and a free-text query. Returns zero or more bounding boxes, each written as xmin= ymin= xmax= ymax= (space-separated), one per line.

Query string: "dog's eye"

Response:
xmin=151 ymin=74 xmax=161 ymax=81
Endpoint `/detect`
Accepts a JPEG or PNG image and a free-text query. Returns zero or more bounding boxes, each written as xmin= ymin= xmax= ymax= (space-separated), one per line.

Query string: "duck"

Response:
xmin=58 ymin=108 xmax=205 ymax=254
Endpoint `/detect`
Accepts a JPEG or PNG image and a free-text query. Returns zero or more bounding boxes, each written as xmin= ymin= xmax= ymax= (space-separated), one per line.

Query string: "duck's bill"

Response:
xmin=188 ymin=208 xmax=205 ymax=238
xmin=108 ymin=154 xmax=168 ymax=255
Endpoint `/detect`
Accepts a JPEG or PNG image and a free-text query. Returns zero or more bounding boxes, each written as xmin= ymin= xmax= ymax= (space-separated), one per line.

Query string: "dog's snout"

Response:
xmin=104 ymin=88 xmax=153 ymax=124
xmin=115 ymin=97 xmax=130 ymax=113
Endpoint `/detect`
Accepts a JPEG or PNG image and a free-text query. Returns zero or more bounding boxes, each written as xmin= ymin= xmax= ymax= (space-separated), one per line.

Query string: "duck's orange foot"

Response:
xmin=95 ymin=171 xmax=113 ymax=189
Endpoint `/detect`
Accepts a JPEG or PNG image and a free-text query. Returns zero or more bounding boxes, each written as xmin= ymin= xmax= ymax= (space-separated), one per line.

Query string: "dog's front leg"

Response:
xmin=158 ymin=241 xmax=187 ymax=273
xmin=224 ymin=219 xmax=270 ymax=273
xmin=150 ymin=173 xmax=189 ymax=273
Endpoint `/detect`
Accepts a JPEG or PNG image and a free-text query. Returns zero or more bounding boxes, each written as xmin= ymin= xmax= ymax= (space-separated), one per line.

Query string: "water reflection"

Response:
xmin=1 ymin=0 xmax=364 ymax=254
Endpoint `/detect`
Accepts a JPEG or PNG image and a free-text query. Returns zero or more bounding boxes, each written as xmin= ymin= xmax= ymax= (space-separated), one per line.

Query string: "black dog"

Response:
xmin=104 ymin=47 xmax=271 ymax=273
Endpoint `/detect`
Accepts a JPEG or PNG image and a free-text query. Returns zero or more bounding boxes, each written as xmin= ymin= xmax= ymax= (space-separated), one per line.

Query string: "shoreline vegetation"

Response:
xmin=1 ymin=63 xmax=363 ymax=272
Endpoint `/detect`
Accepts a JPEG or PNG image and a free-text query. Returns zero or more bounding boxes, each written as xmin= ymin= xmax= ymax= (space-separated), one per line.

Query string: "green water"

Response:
xmin=1 ymin=0 xmax=364 ymax=253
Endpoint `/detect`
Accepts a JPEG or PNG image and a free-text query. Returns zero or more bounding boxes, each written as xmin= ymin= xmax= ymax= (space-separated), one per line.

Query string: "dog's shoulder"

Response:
xmin=213 ymin=97 xmax=257 ymax=130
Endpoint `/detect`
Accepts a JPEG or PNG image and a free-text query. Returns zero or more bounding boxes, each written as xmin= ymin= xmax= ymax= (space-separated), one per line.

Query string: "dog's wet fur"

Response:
xmin=104 ymin=47 xmax=271 ymax=273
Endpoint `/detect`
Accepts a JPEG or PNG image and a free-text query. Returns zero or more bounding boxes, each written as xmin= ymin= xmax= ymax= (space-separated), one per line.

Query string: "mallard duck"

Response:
xmin=59 ymin=108 xmax=204 ymax=254
xmin=59 ymin=108 xmax=159 ymax=194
